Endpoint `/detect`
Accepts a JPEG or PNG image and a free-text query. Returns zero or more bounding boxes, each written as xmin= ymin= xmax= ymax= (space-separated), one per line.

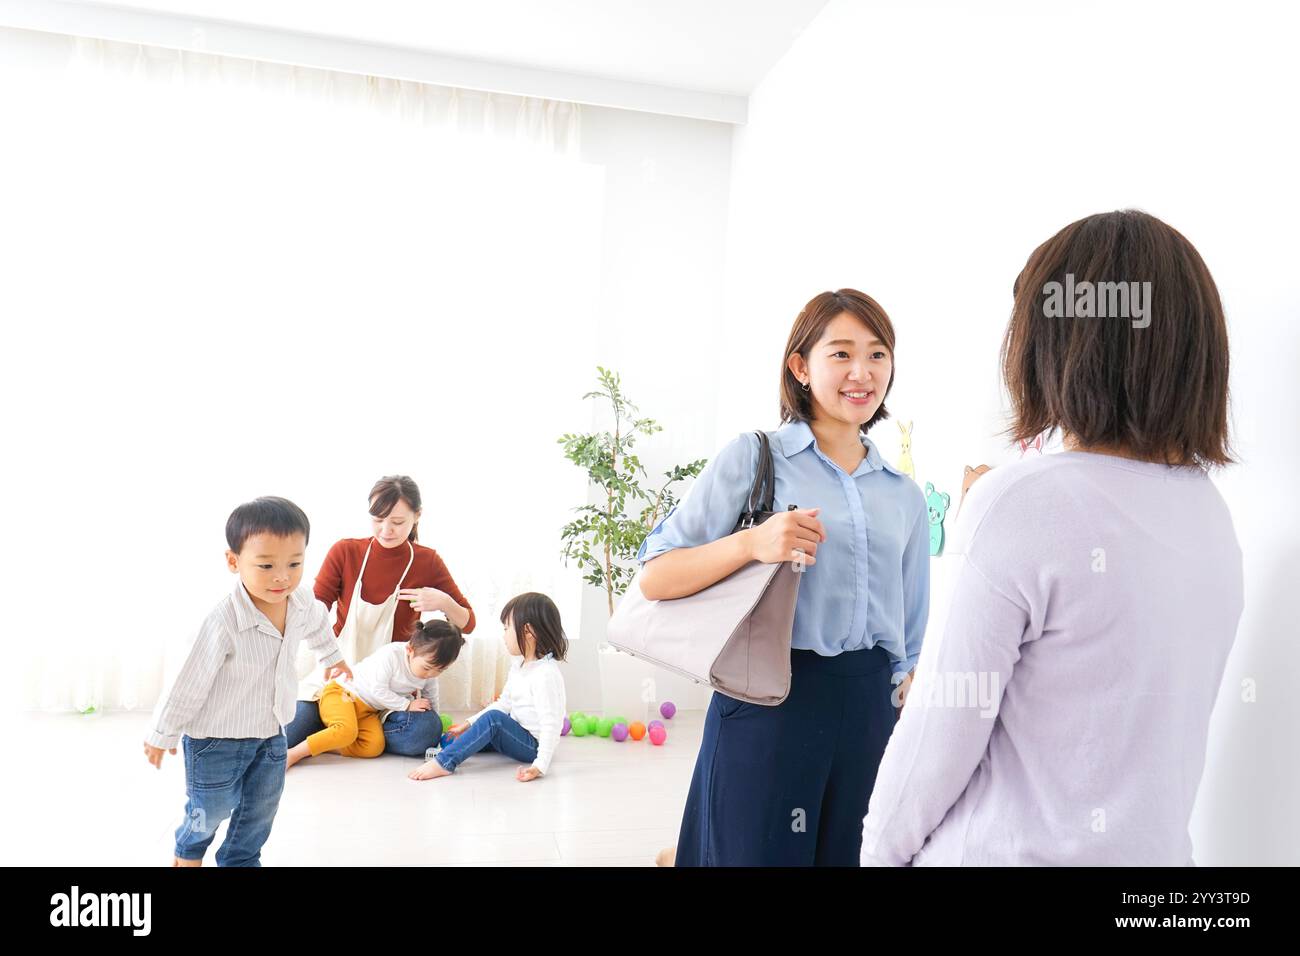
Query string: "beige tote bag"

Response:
xmin=607 ymin=431 xmax=803 ymax=705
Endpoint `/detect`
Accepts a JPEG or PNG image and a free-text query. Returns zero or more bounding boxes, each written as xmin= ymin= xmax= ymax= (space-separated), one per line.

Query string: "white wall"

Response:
xmin=0 ymin=25 xmax=736 ymax=715
xmin=569 ymin=104 xmax=732 ymax=711
xmin=704 ymin=0 xmax=1299 ymax=864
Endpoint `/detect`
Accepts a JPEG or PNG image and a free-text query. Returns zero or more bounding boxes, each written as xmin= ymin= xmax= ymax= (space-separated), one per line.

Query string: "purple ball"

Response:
xmin=611 ymin=723 xmax=629 ymax=742
xmin=561 ymin=716 xmax=571 ymax=736
xmin=659 ymin=701 xmax=677 ymax=720
xmin=648 ymin=720 xmax=664 ymax=730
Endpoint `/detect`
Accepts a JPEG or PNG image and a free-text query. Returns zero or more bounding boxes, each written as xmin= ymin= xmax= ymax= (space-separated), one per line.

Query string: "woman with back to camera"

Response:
xmin=860 ymin=210 xmax=1244 ymax=865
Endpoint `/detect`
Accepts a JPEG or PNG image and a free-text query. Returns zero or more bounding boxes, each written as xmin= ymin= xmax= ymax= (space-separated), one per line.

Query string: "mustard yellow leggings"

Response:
xmin=306 ymin=682 xmax=386 ymax=758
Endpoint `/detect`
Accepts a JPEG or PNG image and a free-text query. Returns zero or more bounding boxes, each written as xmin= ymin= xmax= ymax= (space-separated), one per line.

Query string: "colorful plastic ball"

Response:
xmin=611 ymin=723 xmax=629 ymax=742
xmin=440 ymin=713 xmax=453 ymax=733
xmin=614 ymin=716 xmax=628 ymax=727
xmin=648 ymin=725 xmax=667 ymax=746
xmin=597 ymin=717 xmax=615 ymax=738
xmin=628 ymin=721 xmax=647 ymax=741
xmin=561 ymin=716 xmax=571 ymax=736
xmin=571 ymin=717 xmax=589 ymax=737
xmin=439 ymin=732 xmax=455 ymax=748
xmin=648 ymin=720 xmax=664 ymax=730
xmin=660 ymin=701 xmax=677 ymax=720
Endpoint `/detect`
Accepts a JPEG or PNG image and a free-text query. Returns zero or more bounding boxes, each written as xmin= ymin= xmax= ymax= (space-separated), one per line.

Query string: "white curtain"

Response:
xmin=0 ymin=28 xmax=599 ymax=715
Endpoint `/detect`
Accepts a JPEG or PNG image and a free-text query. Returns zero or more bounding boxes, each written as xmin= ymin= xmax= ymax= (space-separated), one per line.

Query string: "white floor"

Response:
xmin=8 ymin=710 xmax=700 ymax=866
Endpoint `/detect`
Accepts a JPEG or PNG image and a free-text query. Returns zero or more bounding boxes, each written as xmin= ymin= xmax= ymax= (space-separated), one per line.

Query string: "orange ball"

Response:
xmin=628 ymin=721 xmax=647 ymax=741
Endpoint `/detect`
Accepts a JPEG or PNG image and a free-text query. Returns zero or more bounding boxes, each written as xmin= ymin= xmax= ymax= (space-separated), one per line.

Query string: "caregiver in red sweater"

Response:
xmin=284 ymin=475 xmax=477 ymax=756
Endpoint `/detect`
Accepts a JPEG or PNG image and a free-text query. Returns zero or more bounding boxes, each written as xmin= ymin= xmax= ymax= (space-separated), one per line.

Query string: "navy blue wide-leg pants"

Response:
xmin=675 ymin=644 xmax=896 ymax=866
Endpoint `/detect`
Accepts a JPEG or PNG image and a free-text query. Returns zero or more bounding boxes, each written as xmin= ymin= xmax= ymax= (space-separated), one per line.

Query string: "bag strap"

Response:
xmin=739 ymin=430 xmax=775 ymax=529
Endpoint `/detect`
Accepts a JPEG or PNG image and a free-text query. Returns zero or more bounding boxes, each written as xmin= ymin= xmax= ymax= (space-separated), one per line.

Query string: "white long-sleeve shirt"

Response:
xmin=340 ymin=642 xmax=440 ymax=718
xmin=861 ymin=450 xmax=1243 ymax=866
xmin=148 ymin=581 xmax=344 ymax=749
xmin=468 ymin=654 xmax=566 ymax=775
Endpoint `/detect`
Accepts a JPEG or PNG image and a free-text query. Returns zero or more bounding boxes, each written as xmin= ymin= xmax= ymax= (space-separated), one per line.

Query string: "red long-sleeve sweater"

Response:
xmin=313 ymin=537 xmax=477 ymax=642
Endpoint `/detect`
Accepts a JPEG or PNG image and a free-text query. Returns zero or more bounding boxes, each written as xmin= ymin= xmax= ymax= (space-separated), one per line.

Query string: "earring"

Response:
xmin=801 ymin=380 xmax=810 ymax=392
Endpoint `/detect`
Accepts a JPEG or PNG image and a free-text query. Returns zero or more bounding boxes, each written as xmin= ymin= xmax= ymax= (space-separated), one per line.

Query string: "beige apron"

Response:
xmin=297 ymin=539 xmax=416 ymax=703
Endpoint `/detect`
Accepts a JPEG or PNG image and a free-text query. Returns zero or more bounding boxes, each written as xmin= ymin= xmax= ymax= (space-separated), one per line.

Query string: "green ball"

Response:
xmin=614 ymin=716 xmax=628 ymax=726
xmin=440 ymin=713 xmax=453 ymax=733
xmin=597 ymin=717 xmax=615 ymax=738
xmin=571 ymin=717 xmax=589 ymax=737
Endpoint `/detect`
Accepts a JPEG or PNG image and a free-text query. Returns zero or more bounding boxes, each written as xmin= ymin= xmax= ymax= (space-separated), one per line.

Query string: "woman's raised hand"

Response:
xmin=746 ymin=507 xmax=825 ymax=566
xmin=400 ymin=587 xmax=449 ymax=613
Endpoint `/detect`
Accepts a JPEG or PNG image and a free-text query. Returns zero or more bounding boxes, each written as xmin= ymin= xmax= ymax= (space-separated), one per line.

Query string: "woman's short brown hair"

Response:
xmin=1002 ymin=210 xmax=1234 ymax=467
xmin=780 ymin=289 xmax=897 ymax=433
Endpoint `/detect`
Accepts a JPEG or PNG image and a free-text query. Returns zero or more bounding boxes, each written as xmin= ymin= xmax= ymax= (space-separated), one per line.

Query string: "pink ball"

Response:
xmin=611 ymin=723 xmax=629 ymax=742
xmin=659 ymin=701 xmax=677 ymax=720
xmin=648 ymin=725 xmax=667 ymax=746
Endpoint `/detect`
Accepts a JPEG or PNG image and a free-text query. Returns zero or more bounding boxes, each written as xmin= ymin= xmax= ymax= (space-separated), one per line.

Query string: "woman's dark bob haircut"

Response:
xmin=779 ymin=288 xmax=896 ymax=433
xmin=1002 ymin=209 xmax=1233 ymax=468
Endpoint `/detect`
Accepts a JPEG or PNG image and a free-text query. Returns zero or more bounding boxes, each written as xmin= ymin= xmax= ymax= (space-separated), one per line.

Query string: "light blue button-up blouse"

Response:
xmin=635 ymin=419 xmax=930 ymax=677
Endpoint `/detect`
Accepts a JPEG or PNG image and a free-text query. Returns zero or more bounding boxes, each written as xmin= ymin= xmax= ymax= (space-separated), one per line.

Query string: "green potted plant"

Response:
xmin=558 ymin=366 xmax=707 ymax=616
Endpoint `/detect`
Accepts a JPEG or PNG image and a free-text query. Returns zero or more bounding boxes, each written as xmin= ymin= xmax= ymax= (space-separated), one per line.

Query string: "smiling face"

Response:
xmin=226 ymin=532 xmax=306 ymax=608
xmin=371 ymin=496 xmax=419 ymax=549
xmin=787 ymin=311 xmax=893 ymax=430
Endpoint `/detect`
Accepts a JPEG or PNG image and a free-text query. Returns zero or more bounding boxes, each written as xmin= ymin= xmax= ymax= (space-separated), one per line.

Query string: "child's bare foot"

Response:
xmin=286 ymin=741 xmax=312 ymax=770
xmin=408 ymin=759 xmax=452 ymax=781
xmin=655 ymin=845 xmax=676 ymax=867
xmin=173 ymin=855 xmax=201 ymax=867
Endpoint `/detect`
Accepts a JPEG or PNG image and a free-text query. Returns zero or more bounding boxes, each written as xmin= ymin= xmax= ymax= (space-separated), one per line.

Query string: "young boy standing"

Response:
xmin=143 ymin=496 xmax=352 ymax=866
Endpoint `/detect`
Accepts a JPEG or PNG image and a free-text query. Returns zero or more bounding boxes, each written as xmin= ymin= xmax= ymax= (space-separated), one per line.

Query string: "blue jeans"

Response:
xmin=175 ymin=734 xmax=286 ymax=866
xmin=284 ymin=699 xmax=443 ymax=758
xmin=435 ymin=709 xmax=538 ymax=772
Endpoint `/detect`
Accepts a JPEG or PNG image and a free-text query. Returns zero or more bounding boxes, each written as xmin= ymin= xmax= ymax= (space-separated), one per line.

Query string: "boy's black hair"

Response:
xmin=225 ymin=496 xmax=311 ymax=555
xmin=409 ymin=619 xmax=466 ymax=670
xmin=500 ymin=592 xmax=568 ymax=662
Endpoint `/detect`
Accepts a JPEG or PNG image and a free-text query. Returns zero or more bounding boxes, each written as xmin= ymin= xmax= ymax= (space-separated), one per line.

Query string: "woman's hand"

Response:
xmin=516 ymin=767 xmax=542 ymax=782
xmin=447 ymin=721 xmax=471 ymax=737
xmin=400 ymin=587 xmax=450 ymax=613
xmin=747 ymin=507 xmax=825 ymax=566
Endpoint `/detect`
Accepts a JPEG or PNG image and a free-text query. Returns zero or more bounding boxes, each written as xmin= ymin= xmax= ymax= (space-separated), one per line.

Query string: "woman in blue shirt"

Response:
xmin=637 ymin=288 xmax=930 ymax=866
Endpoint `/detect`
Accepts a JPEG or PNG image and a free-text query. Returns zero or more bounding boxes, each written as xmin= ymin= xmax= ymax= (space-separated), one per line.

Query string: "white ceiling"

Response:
xmin=59 ymin=0 xmax=830 ymax=96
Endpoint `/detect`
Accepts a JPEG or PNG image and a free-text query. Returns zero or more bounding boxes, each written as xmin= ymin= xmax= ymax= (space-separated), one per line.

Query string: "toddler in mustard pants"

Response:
xmin=287 ymin=620 xmax=465 ymax=768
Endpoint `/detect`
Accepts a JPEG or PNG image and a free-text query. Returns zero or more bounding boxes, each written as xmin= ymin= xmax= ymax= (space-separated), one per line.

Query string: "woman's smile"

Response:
xmin=841 ymin=388 xmax=875 ymax=406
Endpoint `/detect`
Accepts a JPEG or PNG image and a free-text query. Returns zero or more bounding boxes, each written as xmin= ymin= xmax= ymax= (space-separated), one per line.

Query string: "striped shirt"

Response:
xmin=147 ymin=581 xmax=344 ymax=749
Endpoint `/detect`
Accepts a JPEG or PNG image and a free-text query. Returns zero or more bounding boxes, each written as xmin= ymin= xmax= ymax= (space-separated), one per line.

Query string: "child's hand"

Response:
xmin=409 ymin=698 xmax=433 ymax=712
xmin=143 ymin=742 xmax=175 ymax=769
xmin=516 ymin=767 xmax=542 ymax=782
xmin=325 ymin=661 xmax=353 ymax=682
xmin=448 ymin=721 xmax=470 ymax=737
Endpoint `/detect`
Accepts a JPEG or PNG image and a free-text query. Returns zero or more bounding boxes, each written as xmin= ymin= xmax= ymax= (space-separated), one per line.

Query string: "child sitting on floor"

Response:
xmin=287 ymin=619 xmax=464 ymax=768
xmin=409 ymin=592 xmax=566 ymax=783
